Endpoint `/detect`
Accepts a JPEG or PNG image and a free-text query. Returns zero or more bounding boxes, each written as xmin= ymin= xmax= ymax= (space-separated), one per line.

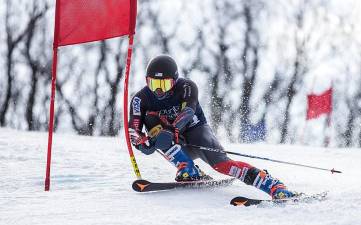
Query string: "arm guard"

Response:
xmin=172 ymin=106 xmax=195 ymax=132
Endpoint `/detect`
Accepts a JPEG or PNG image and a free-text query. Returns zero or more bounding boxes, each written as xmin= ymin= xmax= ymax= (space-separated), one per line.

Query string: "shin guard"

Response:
xmin=164 ymin=144 xmax=200 ymax=181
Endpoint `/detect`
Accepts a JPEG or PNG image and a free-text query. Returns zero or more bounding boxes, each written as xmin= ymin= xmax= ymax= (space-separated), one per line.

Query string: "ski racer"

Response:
xmin=128 ymin=55 xmax=296 ymax=199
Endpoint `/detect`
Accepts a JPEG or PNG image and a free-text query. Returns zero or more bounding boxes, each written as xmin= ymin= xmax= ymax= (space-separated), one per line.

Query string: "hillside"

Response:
xmin=1 ymin=128 xmax=360 ymax=225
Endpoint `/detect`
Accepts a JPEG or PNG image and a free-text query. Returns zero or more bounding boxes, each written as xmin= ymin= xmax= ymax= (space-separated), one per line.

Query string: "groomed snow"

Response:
xmin=1 ymin=128 xmax=360 ymax=225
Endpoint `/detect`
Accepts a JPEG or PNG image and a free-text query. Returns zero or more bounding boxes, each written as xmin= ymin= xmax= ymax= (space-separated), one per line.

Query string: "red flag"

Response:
xmin=46 ymin=0 xmax=138 ymax=191
xmin=306 ymin=88 xmax=332 ymax=120
xmin=55 ymin=0 xmax=137 ymax=47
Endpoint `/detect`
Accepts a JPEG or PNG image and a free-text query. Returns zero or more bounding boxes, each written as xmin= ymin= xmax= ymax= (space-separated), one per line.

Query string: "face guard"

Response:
xmin=146 ymin=77 xmax=175 ymax=94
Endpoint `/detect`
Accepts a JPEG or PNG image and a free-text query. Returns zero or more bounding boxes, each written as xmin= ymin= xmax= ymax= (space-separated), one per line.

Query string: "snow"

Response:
xmin=1 ymin=128 xmax=361 ymax=225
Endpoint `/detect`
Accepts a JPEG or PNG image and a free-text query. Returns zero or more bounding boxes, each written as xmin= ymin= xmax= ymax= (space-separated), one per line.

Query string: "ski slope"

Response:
xmin=1 ymin=128 xmax=361 ymax=225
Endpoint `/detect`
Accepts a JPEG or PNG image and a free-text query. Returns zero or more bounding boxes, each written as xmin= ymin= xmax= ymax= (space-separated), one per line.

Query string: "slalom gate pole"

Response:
xmin=44 ymin=46 xmax=58 ymax=191
xmin=123 ymin=34 xmax=142 ymax=179
xmin=185 ymin=144 xmax=342 ymax=174
xmin=45 ymin=0 xmax=60 ymax=191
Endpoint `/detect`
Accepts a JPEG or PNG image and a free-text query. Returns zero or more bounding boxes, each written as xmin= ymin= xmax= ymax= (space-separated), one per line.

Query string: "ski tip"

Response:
xmin=230 ymin=197 xmax=252 ymax=207
xmin=132 ymin=179 xmax=151 ymax=192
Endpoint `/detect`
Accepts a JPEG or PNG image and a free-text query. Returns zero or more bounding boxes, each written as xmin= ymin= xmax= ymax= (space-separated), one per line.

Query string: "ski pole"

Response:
xmin=185 ymin=144 xmax=342 ymax=174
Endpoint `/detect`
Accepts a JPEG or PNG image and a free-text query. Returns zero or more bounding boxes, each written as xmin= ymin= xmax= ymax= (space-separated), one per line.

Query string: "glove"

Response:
xmin=129 ymin=128 xmax=147 ymax=146
xmin=129 ymin=128 xmax=156 ymax=155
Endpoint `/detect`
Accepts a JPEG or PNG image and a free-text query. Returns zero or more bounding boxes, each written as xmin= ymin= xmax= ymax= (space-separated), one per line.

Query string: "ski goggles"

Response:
xmin=147 ymin=77 xmax=175 ymax=92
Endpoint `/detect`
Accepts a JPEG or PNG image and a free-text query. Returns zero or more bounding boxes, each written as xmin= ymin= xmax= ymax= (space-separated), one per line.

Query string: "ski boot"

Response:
xmin=253 ymin=169 xmax=296 ymax=199
xmin=272 ymin=187 xmax=297 ymax=199
xmin=164 ymin=144 xmax=204 ymax=182
xmin=195 ymin=165 xmax=213 ymax=181
xmin=175 ymin=162 xmax=201 ymax=182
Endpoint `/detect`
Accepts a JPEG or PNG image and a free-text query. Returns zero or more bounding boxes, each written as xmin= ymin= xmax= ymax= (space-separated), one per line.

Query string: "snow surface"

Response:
xmin=1 ymin=128 xmax=361 ymax=225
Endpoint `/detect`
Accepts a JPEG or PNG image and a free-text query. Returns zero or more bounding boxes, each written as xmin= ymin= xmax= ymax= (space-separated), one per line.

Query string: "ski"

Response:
xmin=230 ymin=191 xmax=328 ymax=207
xmin=132 ymin=178 xmax=235 ymax=192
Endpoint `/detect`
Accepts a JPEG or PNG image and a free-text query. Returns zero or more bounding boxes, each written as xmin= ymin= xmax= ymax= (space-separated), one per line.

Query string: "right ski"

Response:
xmin=230 ymin=191 xmax=328 ymax=207
xmin=132 ymin=178 xmax=235 ymax=192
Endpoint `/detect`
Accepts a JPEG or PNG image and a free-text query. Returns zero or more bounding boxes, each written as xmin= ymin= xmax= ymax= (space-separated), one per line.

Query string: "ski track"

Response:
xmin=1 ymin=128 xmax=361 ymax=225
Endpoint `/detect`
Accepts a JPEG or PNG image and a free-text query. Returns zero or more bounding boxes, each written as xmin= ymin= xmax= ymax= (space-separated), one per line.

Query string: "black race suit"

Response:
xmin=129 ymin=78 xmax=258 ymax=184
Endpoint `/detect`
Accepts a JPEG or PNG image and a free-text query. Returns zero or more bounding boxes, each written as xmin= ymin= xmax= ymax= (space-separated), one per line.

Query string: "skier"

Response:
xmin=129 ymin=55 xmax=296 ymax=199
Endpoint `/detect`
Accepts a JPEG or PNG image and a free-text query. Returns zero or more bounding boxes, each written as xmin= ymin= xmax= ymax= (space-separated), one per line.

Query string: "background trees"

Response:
xmin=0 ymin=0 xmax=360 ymax=147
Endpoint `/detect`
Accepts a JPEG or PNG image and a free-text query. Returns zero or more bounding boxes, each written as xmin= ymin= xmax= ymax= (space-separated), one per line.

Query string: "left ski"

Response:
xmin=230 ymin=191 xmax=328 ymax=207
xmin=132 ymin=178 xmax=235 ymax=192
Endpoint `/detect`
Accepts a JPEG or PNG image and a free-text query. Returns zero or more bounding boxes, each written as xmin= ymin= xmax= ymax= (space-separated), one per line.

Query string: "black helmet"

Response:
xmin=146 ymin=55 xmax=179 ymax=80
xmin=146 ymin=55 xmax=178 ymax=98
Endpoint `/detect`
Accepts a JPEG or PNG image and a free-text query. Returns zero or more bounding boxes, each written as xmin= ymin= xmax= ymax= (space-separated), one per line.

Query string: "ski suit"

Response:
xmin=129 ymin=78 xmax=264 ymax=186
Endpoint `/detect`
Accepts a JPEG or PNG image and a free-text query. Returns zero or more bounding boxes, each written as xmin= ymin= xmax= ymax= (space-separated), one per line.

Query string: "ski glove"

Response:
xmin=129 ymin=128 xmax=156 ymax=155
xmin=129 ymin=128 xmax=147 ymax=146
